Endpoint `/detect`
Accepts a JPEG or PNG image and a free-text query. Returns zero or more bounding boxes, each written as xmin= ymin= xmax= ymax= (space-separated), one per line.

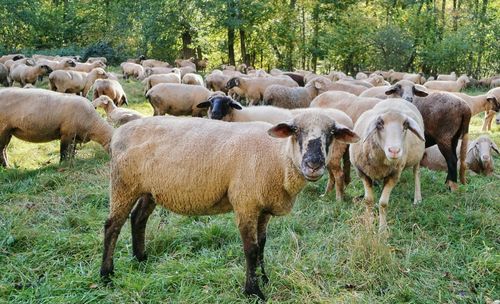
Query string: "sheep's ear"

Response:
xmin=486 ymin=95 xmax=497 ymax=105
xmin=122 ymin=96 xmax=128 ymax=105
xmin=230 ymin=101 xmax=242 ymax=110
xmin=364 ymin=116 xmax=383 ymax=142
xmin=197 ymin=101 xmax=211 ymax=109
xmin=268 ymin=122 xmax=296 ymax=138
xmin=491 ymin=142 xmax=500 ymax=155
xmin=413 ymin=85 xmax=428 ymax=97
xmin=332 ymin=123 xmax=360 ymax=144
xmin=404 ymin=117 xmax=425 ymax=142
xmin=385 ymin=85 xmax=399 ymax=95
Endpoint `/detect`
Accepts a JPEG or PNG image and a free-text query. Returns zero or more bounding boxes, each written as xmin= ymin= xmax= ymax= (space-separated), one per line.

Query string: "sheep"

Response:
xmin=174 ymin=58 xmax=196 ymax=70
xmin=0 ymin=88 xmax=113 ymax=167
xmin=205 ymin=72 xmax=230 ymax=93
xmin=74 ymin=60 xmax=106 ymax=73
xmin=87 ymin=57 xmax=108 ymax=64
xmin=49 ymin=67 xmax=109 ymax=96
xmin=359 ymin=80 xmax=429 ymax=102
xmin=437 ymin=72 xmax=457 ymax=81
xmin=403 ymin=73 xmax=426 ymax=84
xmin=92 ymin=95 xmax=143 ymax=126
xmin=92 ymin=79 xmax=128 ymax=106
xmin=478 ymin=75 xmax=500 ymax=87
xmin=5 ymin=58 xmax=35 ymax=73
xmin=365 ymin=74 xmax=386 ymax=86
xmin=371 ymin=70 xmax=391 ymax=80
xmin=225 ymin=76 xmax=299 ymax=106
xmin=356 ymin=72 xmax=368 ymax=80
xmin=120 ymin=62 xmax=145 ymax=80
xmin=37 ymin=58 xmax=76 ymax=71
xmin=421 ymin=135 xmax=499 ymax=176
xmin=141 ymin=59 xmax=170 ymax=68
xmin=387 ymin=70 xmax=405 ymax=83
xmin=311 ymin=76 xmax=368 ymax=96
xmin=126 ymin=55 xmax=146 ymax=64
xmin=491 ymin=78 xmax=500 ymax=88
xmin=99 ymin=109 xmax=360 ymax=300
xmin=194 ymin=58 xmax=208 ymax=72
xmin=9 ymin=63 xmax=52 ymax=87
xmin=338 ymin=79 xmax=374 ymax=88
xmin=142 ymin=71 xmax=182 ymax=93
xmin=282 ymin=72 xmax=305 ymax=86
xmin=423 ymin=74 xmax=470 ymax=92
xmin=0 ymin=54 xmax=24 ymax=64
xmin=145 ymin=83 xmax=215 ymax=116
xmin=327 ymin=71 xmax=349 ymax=81
xmin=181 ymin=73 xmax=204 ymax=86
xmin=270 ymin=68 xmax=283 ymax=76
xmin=427 ymin=76 xmax=435 ymax=81
xmin=472 ymin=88 xmax=500 ymax=131
xmin=261 ymin=77 xmax=326 ymax=109
xmin=350 ymin=99 xmax=425 ymax=232
xmin=0 ymin=63 xmax=9 ymax=86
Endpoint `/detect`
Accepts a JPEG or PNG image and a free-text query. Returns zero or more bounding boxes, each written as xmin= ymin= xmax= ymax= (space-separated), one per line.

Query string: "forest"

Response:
xmin=1 ymin=0 xmax=499 ymax=76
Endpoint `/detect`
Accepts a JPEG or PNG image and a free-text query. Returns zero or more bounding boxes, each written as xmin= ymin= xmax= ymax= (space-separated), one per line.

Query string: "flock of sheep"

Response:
xmin=0 ymin=53 xmax=499 ymax=300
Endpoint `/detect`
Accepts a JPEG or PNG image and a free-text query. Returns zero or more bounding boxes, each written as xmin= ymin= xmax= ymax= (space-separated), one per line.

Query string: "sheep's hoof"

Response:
xmin=447 ymin=181 xmax=458 ymax=191
xmin=134 ymin=253 xmax=148 ymax=262
xmin=100 ymin=270 xmax=114 ymax=285
xmin=413 ymin=198 xmax=422 ymax=205
xmin=244 ymin=285 xmax=266 ymax=301
xmin=261 ymin=274 xmax=269 ymax=285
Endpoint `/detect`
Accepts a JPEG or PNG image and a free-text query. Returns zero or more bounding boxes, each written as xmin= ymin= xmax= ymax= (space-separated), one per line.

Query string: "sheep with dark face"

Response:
xmin=359 ymin=80 xmax=429 ymax=102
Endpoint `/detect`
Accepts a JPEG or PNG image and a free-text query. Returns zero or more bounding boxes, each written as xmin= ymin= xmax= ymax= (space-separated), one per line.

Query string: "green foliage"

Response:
xmin=82 ymin=42 xmax=118 ymax=65
xmin=371 ymin=25 xmax=414 ymax=71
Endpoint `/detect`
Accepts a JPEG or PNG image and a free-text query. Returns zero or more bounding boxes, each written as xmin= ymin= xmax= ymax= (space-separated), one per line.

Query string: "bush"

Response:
xmin=82 ymin=42 xmax=119 ymax=65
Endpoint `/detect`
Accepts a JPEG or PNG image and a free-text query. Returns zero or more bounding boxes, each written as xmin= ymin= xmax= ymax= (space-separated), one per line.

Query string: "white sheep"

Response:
xmin=350 ymin=99 xmax=425 ymax=232
xmin=74 ymin=60 xmax=106 ymax=73
xmin=261 ymin=77 xmax=326 ymax=108
xmin=181 ymin=72 xmax=204 ymax=86
xmin=92 ymin=95 xmax=143 ymax=126
xmin=437 ymin=72 xmax=457 ymax=81
xmin=120 ymin=62 xmax=145 ymax=80
xmin=423 ymin=75 xmax=470 ymax=92
xmin=92 ymin=79 xmax=128 ymax=106
xmin=9 ymin=63 xmax=52 ymax=87
xmin=99 ymin=109 xmax=360 ymax=301
xmin=225 ymin=75 xmax=298 ymax=105
xmin=49 ymin=68 xmax=109 ymax=96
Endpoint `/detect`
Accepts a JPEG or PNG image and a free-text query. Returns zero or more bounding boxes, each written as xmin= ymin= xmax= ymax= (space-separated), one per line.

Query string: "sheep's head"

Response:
xmin=385 ymin=80 xmax=428 ymax=102
xmin=496 ymin=112 xmax=500 ymax=125
xmin=12 ymin=55 xmax=24 ymax=61
xmin=40 ymin=65 xmax=53 ymax=74
xmin=268 ymin=109 xmax=360 ymax=182
xmin=65 ymin=59 xmax=76 ymax=68
xmin=92 ymin=96 xmax=112 ymax=109
xmin=197 ymin=95 xmax=238 ymax=120
xmin=458 ymin=75 xmax=470 ymax=85
xmin=364 ymin=111 xmax=424 ymax=161
xmin=468 ymin=136 xmax=499 ymax=176
xmin=486 ymin=88 xmax=500 ymax=112
xmin=225 ymin=77 xmax=240 ymax=89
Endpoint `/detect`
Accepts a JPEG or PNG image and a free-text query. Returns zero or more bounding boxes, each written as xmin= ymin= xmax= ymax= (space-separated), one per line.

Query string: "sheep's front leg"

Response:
xmin=481 ymin=110 xmax=495 ymax=132
xmin=257 ymin=212 xmax=271 ymax=285
xmin=360 ymin=172 xmax=375 ymax=227
xmin=131 ymin=194 xmax=156 ymax=261
xmin=413 ymin=164 xmax=422 ymax=204
xmin=59 ymin=135 xmax=76 ymax=162
xmin=342 ymin=149 xmax=351 ymax=186
xmin=236 ymin=211 xmax=265 ymax=301
xmin=378 ymin=176 xmax=398 ymax=233
xmin=0 ymin=131 xmax=12 ymax=168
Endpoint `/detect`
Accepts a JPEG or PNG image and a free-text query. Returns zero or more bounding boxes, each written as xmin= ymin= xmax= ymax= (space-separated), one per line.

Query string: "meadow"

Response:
xmin=0 ymin=76 xmax=499 ymax=303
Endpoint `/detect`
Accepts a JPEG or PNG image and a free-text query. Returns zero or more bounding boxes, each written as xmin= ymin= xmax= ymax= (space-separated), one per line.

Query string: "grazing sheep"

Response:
xmin=359 ymin=80 xmax=429 ymax=102
xmin=283 ymin=72 xmax=305 ymax=86
xmin=0 ymin=63 xmax=9 ymax=86
xmin=356 ymin=72 xmax=368 ymax=80
xmin=37 ymin=58 xmax=76 ymax=71
xmin=478 ymin=75 xmax=500 ymax=87
xmin=142 ymin=71 xmax=182 ymax=93
xmin=92 ymin=95 xmax=143 ymax=126
xmin=225 ymin=76 xmax=298 ymax=106
xmin=451 ymin=88 xmax=500 ymax=118
xmin=181 ymin=73 xmax=204 ymax=86
xmin=49 ymin=68 xmax=109 ymax=96
xmin=0 ymin=88 xmax=113 ymax=167
xmin=145 ymin=83 xmax=215 ymax=116
xmin=350 ymin=99 xmax=425 ymax=232
xmin=403 ymin=73 xmax=426 ymax=84
xmin=312 ymin=76 xmax=369 ymax=96
xmin=423 ymin=74 xmax=470 ymax=92
xmin=10 ymin=63 xmax=52 ymax=87
xmin=126 ymin=55 xmax=146 ymax=64
xmin=174 ymin=59 xmax=196 ymax=70
xmin=4 ymin=58 xmax=35 ymax=73
xmin=0 ymin=54 xmax=24 ymax=64
xmin=87 ymin=57 xmax=108 ymax=64
xmin=99 ymin=109 xmax=359 ymax=300
xmin=421 ymin=135 xmax=499 ymax=176
xmin=437 ymin=72 xmax=457 ymax=81
xmin=74 ymin=60 xmax=106 ymax=73
xmin=205 ymin=72 xmax=230 ymax=93
xmin=141 ymin=59 xmax=170 ymax=68
xmin=120 ymin=62 xmax=145 ymax=80
xmin=262 ymin=77 xmax=326 ymax=108
xmin=92 ymin=79 xmax=128 ymax=106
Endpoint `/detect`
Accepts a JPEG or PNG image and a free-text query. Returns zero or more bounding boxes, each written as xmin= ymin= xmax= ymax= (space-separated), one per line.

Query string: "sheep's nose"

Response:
xmin=481 ymin=155 xmax=490 ymax=161
xmin=403 ymin=96 xmax=413 ymax=102
xmin=388 ymin=147 xmax=401 ymax=154
xmin=305 ymin=161 xmax=322 ymax=171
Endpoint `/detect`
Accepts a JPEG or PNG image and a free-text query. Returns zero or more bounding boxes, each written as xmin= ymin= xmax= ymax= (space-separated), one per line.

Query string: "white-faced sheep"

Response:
xmin=350 ymin=99 xmax=425 ymax=232
xmin=49 ymin=68 xmax=109 ymax=96
xmin=99 ymin=110 xmax=359 ymax=300
xmin=120 ymin=62 xmax=145 ymax=80
xmin=74 ymin=60 xmax=106 ymax=73
xmin=9 ymin=63 xmax=52 ymax=87
xmin=261 ymin=77 xmax=326 ymax=109
xmin=181 ymin=73 xmax=204 ymax=86
xmin=421 ymin=135 xmax=499 ymax=176
xmin=0 ymin=88 xmax=113 ymax=167
xmin=423 ymin=74 xmax=470 ymax=92
xmin=92 ymin=79 xmax=128 ymax=106
xmin=145 ymin=83 xmax=215 ymax=116
xmin=437 ymin=72 xmax=457 ymax=81
xmin=225 ymin=76 xmax=299 ymax=106
xmin=92 ymin=95 xmax=143 ymax=126
xmin=37 ymin=58 xmax=76 ymax=71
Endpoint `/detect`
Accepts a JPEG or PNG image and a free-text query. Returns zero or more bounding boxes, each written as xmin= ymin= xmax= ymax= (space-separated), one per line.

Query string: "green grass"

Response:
xmin=1 ymin=77 xmax=499 ymax=303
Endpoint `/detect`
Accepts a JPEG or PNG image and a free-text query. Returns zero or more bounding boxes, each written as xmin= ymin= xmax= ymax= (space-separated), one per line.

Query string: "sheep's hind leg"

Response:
xmin=438 ymin=142 xmax=458 ymax=191
xmin=257 ymin=212 xmax=271 ymax=285
xmin=0 ymin=132 xmax=12 ymax=168
xmin=131 ymin=194 xmax=156 ymax=261
xmin=236 ymin=211 xmax=266 ymax=300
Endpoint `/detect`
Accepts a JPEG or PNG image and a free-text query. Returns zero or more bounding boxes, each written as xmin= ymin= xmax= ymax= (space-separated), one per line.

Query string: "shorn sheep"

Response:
xmin=49 ymin=68 xmax=109 ymax=96
xmin=350 ymin=99 xmax=425 ymax=232
xmin=10 ymin=63 xmax=52 ymax=86
xmin=92 ymin=95 xmax=143 ymax=126
xmin=421 ymin=135 xmax=499 ymax=176
xmin=92 ymin=79 xmax=128 ymax=106
xmin=261 ymin=77 xmax=326 ymax=108
xmin=0 ymin=88 xmax=113 ymax=167
xmin=423 ymin=74 xmax=470 ymax=92
xmin=225 ymin=76 xmax=298 ymax=105
xmin=99 ymin=110 xmax=360 ymax=300
xmin=0 ymin=63 xmax=9 ymax=86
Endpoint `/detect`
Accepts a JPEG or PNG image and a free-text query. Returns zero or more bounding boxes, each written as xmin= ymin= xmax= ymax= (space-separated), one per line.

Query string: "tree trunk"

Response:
xmin=475 ymin=0 xmax=488 ymax=77
xmin=239 ymin=29 xmax=248 ymax=66
xmin=228 ymin=28 xmax=235 ymax=66
xmin=285 ymin=0 xmax=296 ymax=71
xmin=441 ymin=0 xmax=446 ymax=33
xmin=311 ymin=3 xmax=320 ymax=73
xmin=301 ymin=6 xmax=306 ymax=70
xmin=181 ymin=31 xmax=194 ymax=59
xmin=452 ymin=0 xmax=458 ymax=31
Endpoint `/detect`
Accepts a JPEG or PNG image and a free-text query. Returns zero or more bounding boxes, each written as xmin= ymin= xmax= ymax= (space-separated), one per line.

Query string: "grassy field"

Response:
xmin=0 ymin=76 xmax=499 ymax=303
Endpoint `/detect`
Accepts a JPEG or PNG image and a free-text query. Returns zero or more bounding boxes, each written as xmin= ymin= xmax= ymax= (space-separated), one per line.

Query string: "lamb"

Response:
xmin=261 ymin=77 xmax=326 ymax=108
xmin=49 ymin=67 xmax=109 ymax=96
xmin=0 ymin=88 xmax=113 ymax=167
xmin=359 ymin=80 xmax=429 ymax=102
xmin=141 ymin=59 xmax=170 ymax=68
xmin=403 ymin=73 xmax=426 ymax=84
xmin=9 ymin=63 xmax=52 ymax=86
xmin=92 ymin=95 xmax=143 ymax=126
xmin=0 ymin=63 xmax=9 ymax=86
xmin=423 ymin=74 xmax=470 ymax=92
xmin=437 ymin=72 xmax=457 ymax=81
xmin=74 ymin=60 xmax=106 ymax=73
xmin=225 ymin=76 xmax=298 ymax=105
xmin=0 ymin=54 xmax=24 ymax=64
xmin=87 ymin=57 xmax=108 ymax=64
xmin=350 ymin=99 xmax=425 ymax=232
xmin=92 ymin=79 xmax=128 ymax=106
xmin=181 ymin=73 xmax=204 ymax=86
xmin=120 ymin=62 xmax=145 ymax=79
xmin=421 ymin=135 xmax=499 ymax=176
xmin=145 ymin=83 xmax=215 ymax=116
xmin=99 ymin=109 xmax=359 ymax=300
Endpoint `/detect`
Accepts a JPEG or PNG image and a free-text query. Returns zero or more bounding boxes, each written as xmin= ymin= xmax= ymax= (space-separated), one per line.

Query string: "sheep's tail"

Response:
xmin=458 ymin=112 xmax=470 ymax=184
